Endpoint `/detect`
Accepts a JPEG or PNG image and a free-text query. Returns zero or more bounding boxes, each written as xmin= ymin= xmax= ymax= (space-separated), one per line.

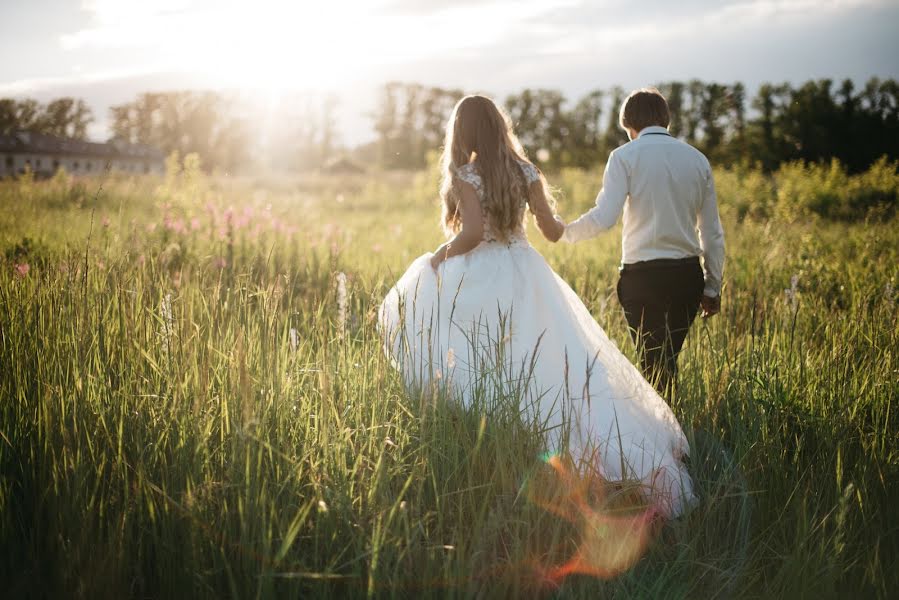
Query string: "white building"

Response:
xmin=0 ymin=131 xmax=164 ymax=178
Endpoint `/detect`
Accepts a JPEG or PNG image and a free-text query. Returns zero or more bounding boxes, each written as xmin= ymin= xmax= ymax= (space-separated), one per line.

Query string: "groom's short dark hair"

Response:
xmin=619 ymin=88 xmax=670 ymax=133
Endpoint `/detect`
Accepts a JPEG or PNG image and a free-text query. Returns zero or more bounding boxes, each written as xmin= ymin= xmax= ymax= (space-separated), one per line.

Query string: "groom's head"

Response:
xmin=619 ymin=88 xmax=670 ymax=140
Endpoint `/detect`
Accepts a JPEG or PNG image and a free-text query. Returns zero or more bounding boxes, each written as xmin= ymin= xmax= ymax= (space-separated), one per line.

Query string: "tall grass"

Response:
xmin=0 ymin=158 xmax=896 ymax=598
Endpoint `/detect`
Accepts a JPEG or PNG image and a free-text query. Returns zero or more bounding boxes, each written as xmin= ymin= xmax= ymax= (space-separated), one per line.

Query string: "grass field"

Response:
xmin=1 ymin=157 xmax=897 ymax=598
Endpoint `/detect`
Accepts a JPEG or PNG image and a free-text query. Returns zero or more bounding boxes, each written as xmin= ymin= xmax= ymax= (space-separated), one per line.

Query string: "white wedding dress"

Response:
xmin=379 ymin=161 xmax=698 ymax=517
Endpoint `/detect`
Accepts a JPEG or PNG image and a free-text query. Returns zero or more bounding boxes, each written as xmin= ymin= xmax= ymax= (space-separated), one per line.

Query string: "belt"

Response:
xmin=620 ymin=256 xmax=700 ymax=272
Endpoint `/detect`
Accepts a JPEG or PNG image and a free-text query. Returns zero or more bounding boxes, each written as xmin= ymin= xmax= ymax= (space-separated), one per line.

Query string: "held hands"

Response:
xmin=700 ymin=294 xmax=721 ymax=319
xmin=552 ymin=215 xmax=567 ymax=243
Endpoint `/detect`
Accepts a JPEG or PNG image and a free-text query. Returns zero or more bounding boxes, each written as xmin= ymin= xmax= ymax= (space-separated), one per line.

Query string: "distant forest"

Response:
xmin=2 ymin=77 xmax=897 ymax=174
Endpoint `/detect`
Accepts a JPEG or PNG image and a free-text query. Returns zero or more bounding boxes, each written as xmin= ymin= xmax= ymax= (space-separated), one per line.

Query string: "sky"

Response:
xmin=1 ymin=0 xmax=898 ymax=145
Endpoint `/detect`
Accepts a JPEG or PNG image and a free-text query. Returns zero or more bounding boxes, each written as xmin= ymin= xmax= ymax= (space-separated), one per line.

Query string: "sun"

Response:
xmin=162 ymin=3 xmax=346 ymax=92
xmin=65 ymin=0 xmax=508 ymax=94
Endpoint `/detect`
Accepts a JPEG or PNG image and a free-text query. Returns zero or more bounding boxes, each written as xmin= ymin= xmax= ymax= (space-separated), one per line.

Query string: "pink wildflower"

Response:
xmin=14 ymin=263 xmax=29 ymax=277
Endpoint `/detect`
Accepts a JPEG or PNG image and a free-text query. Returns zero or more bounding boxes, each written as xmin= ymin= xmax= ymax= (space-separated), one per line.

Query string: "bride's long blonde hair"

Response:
xmin=439 ymin=95 xmax=552 ymax=241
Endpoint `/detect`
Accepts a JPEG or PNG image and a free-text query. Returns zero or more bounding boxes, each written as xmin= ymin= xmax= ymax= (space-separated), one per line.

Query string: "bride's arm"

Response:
xmin=528 ymin=180 xmax=565 ymax=242
xmin=430 ymin=180 xmax=484 ymax=270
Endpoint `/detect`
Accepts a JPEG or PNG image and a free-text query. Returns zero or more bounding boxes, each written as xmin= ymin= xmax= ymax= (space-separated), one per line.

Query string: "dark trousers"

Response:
xmin=616 ymin=257 xmax=704 ymax=398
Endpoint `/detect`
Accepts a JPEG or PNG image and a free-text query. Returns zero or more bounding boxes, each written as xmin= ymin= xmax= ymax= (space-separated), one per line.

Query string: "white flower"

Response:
xmin=447 ymin=348 xmax=456 ymax=369
xmin=336 ymin=272 xmax=348 ymax=335
xmin=158 ymin=293 xmax=175 ymax=360
xmin=784 ymin=273 xmax=800 ymax=310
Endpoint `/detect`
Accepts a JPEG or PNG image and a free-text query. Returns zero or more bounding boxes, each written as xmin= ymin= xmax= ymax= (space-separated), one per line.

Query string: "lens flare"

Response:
xmin=528 ymin=453 xmax=662 ymax=583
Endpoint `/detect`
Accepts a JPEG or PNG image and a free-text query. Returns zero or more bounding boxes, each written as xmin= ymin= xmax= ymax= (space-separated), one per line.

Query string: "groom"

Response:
xmin=560 ymin=87 xmax=725 ymax=398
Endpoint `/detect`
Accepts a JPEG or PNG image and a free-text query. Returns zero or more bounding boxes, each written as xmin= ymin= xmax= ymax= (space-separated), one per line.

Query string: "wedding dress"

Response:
xmin=378 ymin=160 xmax=698 ymax=517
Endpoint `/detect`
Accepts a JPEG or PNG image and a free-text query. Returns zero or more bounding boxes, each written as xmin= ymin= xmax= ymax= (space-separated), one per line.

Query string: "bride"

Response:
xmin=378 ymin=95 xmax=697 ymax=518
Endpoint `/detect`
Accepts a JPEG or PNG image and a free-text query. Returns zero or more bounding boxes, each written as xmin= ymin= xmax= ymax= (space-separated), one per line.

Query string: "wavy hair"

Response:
xmin=438 ymin=95 xmax=553 ymax=241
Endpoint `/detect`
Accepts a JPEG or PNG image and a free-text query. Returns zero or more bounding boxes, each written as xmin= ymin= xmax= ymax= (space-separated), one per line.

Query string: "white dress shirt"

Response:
xmin=562 ymin=126 xmax=725 ymax=297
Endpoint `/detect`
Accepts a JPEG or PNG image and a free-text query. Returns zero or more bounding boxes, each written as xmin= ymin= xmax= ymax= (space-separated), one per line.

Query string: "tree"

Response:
xmin=600 ymin=86 xmax=629 ymax=156
xmin=109 ymin=91 xmax=249 ymax=172
xmin=565 ymin=90 xmax=604 ymax=168
xmin=38 ymin=98 xmax=93 ymax=139
xmin=0 ymin=97 xmax=94 ymax=139
xmin=505 ymin=89 xmax=568 ymax=167
xmin=659 ymin=81 xmax=686 ymax=137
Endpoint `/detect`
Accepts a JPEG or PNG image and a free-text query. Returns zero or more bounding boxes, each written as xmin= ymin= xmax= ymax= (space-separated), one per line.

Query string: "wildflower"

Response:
xmin=14 ymin=263 xmax=29 ymax=277
xmin=169 ymin=218 xmax=186 ymax=234
xmin=447 ymin=348 xmax=456 ymax=369
xmin=784 ymin=273 xmax=800 ymax=310
xmin=159 ymin=293 xmax=175 ymax=360
xmin=101 ymin=215 xmax=110 ymax=228
xmin=317 ymin=500 xmax=329 ymax=513
xmin=190 ymin=217 xmax=201 ymax=231
xmin=336 ymin=272 xmax=348 ymax=334
xmin=371 ymin=243 xmax=382 ymax=253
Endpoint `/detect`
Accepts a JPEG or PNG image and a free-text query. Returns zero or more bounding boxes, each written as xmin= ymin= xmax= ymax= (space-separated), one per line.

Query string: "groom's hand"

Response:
xmin=700 ymin=294 xmax=720 ymax=319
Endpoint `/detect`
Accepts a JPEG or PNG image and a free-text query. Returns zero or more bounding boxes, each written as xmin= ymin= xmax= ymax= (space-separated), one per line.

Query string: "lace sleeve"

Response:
xmin=519 ymin=161 xmax=540 ymax=185
xmin=455 ymin=163 xmax=483 ymax=193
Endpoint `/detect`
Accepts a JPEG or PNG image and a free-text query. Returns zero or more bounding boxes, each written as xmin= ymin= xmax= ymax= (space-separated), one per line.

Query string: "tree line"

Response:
xmin=109 ymin=92 xmax=252 ymax=173
xmin=1 ymin=77 xmax=896 ymax=174
xmin=372 ymin=78 xmax=898 ymax=173
xmin=0 ymin=97 xmax=93 ymax=140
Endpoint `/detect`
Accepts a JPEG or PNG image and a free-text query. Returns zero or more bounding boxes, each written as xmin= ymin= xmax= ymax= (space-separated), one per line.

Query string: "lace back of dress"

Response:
xmin=456 ymin=160 xmax=540 ymax=245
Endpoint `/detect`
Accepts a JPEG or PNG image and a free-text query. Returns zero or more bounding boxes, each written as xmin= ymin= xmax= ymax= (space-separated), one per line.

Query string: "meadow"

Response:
xmin=0 ymin=155 xmax=897 ymax=598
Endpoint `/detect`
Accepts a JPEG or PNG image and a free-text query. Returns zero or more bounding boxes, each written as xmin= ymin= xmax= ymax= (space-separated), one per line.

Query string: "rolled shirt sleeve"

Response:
xmin=697 ymin=165 xmax=725 ymax=296
xmin=562 ymin=150 xmax=629 ymax=243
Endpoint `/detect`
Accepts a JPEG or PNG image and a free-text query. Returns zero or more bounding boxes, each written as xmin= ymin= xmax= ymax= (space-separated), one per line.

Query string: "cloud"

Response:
xmin=488 ymin=0 xmax=895 ymax=58
xmin=380 ymin=0 xmax=492 ymax=15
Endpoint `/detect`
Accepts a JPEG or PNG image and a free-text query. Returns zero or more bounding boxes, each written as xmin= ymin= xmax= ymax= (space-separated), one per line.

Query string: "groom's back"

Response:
xmin=616 ymin=127 xmax=712 ymax=261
